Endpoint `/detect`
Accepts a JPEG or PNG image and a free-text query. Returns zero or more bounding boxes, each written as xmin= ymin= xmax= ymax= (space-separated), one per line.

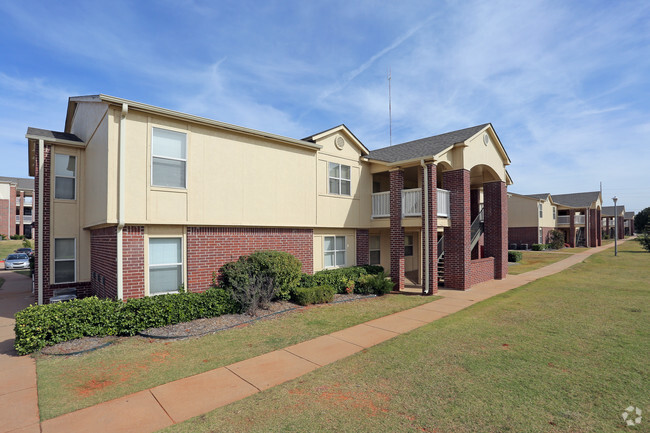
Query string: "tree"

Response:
xmin=634 ymin=207 xmax=650 ymax=233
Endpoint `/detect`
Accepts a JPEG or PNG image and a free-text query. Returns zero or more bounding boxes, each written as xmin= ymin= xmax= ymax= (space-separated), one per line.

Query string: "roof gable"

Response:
xmin=303 ymin=124 xmax=369 ymax=156
xmin=550 ymin=191 xmax=601 ymax=208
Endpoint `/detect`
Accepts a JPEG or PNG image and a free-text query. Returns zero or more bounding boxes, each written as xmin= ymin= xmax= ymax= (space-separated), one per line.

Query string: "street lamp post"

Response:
xmin=613 ymin=196 xmax=618 ymax=256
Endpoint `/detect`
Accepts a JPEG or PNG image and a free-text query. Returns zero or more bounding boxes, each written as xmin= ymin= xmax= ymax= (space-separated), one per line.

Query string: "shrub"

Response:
xmin=355 ymin=272 xmax=394 ymax=295
xmin=229 ymin=270 xmax=275 ymax=316
xmin=219 ymin=250 xmax=302 ymax=301
xmin=508 ymin=251 xmax=522 ymax=262
xmin=22 ymin=239 xmax=32 ymax=249
xmin=304 ymin=266 xmax=370 ymax=294
xmin=360 ymin=264 xmax=384 ymax=274
xmin=532 ymin=244 xmax=547 ymax=251
xmin=637 ymin=233 xmax=650 ymax=253
xmin=11 ymin=234 xmax=25 ymax=240
xmin=290 ymin=285 xmax=335 ymax=306
xmin=0 ymin=234 xmax=6 ymax=240
xmin=14 ymin=288 xmax=239 ymax=355
xmin=548 ymin=230 xmax=564 ymax=250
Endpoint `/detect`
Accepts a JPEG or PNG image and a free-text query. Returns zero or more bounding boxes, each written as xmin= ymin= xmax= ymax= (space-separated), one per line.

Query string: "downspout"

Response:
xmin=117 ymin=103 xmax=128 ymax=300
xmin=37 ymin=139 xmax=44 ymax=305
xmin=420 ymin=159 xmax=429 ymax=294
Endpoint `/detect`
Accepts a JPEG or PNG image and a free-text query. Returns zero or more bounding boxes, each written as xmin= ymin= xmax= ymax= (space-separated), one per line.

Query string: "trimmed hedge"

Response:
xmin=532 ymin=243 xmax=549 ymax=251
xmin=300 ymin=266 xmax=391 ymax=296
xmin=355 ymin=272 xmax=394 ymax=295
xmin=14 ymin=288 xmax=239 ymax=355
xmin=219 ymin=250 xmax=302 ymax=301
xmin=508 ymin=250 xmax=523 ymax=262
xmin=290 ymin=285 xmax=335 ymax=306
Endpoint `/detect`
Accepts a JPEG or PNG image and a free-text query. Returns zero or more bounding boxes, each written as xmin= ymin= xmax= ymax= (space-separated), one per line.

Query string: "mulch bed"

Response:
xmin=38 ymin=293 xmax=375 ymax=356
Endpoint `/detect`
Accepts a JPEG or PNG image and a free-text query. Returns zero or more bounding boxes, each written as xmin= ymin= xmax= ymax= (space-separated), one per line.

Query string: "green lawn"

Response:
xmin=35 ymin=293 xmax=438 ymax=420
xmin=162 ymin=240 xmax=649 ymax=433
xmin=0 ymin=239 xmax=25 ymax=259
xmin=508 ymin=251 xmax=568 ymax=275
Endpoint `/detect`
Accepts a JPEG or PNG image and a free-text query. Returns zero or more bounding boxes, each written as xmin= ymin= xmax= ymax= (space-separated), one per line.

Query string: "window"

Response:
xmin=404 ymin=235 xmax=413 ymax=256
xmin=538 ymin=203 xmax=543 ymax=218
xmin=152 ymin=128 xmax=187 ymax=188
xmin=149 ymin=238 xmax=183 ymax=294
xmin=539 ymin=228 xmax=543 ymax=244
xmin=55 ymin=154 xmax=76 ymax=199
xmin=328 ymin=162 xmax=351 ymax=195
xmin=369 ymin=236 xmax=381 ymax=265
xmin=552 ymin=206 xmax=557 ymax=220
xmin=54 ymin=238 xmax=75 ymax=283
xmin=324 ymin=236 xmax=346 ymax=268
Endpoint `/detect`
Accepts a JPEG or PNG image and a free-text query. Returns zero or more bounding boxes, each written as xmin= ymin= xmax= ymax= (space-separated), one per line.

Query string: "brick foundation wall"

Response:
xmin=90 ymin=227 xmax=118 ymax=299
xmin=421 ymin=162 xmax=437 ymax=295
xmin=356 ymin=229 xmax=369 ymax=266
xmin=508 ymin=227 xmax=538 ymax=246
xmin=469 ymin=257 xmax=495 ymax=287
xmin=122 ymin=226 xmax=145 ymax=299
xmin=389 ymin=170 xmax=405 ymax=291
xmin=186 ymin=227 xmax=313 ymax=293
xmin=443 ymin=169 xmax=470 ymax=290
xmin=484 ymin=181 xmax=507 ymax=280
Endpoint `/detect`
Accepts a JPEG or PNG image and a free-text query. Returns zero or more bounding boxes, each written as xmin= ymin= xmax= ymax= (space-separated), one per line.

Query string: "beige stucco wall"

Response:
xmin=312 ymin=228 xmax=357 ymax=272
xmin=539 ymin=197 xmax=557 ymax=227
xmin=463 ymin=129 xmax=508 ymax=183
xmin=508 ymin=195 xmax=539 ymax=227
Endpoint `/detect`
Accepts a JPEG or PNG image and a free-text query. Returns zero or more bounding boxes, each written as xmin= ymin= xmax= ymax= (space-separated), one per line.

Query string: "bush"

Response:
xmin=219 ymin=250 xmax=302 ymax=301
xmin=0 ymin=234 xmax=6 ymax=240
xmin=532 ymin=244 xmax=548 ymax=251
xmin=13 ymin=288 xmax=239 ymax=355
xmin=290 ymin=285 xmax=335 ymax=306
xmin=360 ymin=264 xmax=384 ymax=274
xmin=637 ymin=233 xmax=650 ymax=253
xmin=508 ymin=251 xmax=522 ymax=262
xmin=355 ymin=272 xmax=394 ymax=295
xmin=303 ymin=266 xmax=371 ymax=294
xmin=548 ymin=230 xmax=564 ymax=250
xmin=22 ymin=239 xmax=32 ymax=249
xmin=229 ymin=270 xmax=275 ymax=316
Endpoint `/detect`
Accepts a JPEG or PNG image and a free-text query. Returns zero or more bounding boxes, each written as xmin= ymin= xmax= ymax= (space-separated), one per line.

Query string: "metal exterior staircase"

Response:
xmin=437 ymin=210 xmax=484 ymax=286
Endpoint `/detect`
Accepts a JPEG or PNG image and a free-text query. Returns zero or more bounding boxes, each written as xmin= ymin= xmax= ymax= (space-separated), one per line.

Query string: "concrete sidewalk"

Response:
xmin=0 ymin=240 xmax=624 ymax=433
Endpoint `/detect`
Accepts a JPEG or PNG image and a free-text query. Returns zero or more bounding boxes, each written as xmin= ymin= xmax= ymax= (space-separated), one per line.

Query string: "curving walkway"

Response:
xmin=0 ymin=240 xmax=626 ymax=433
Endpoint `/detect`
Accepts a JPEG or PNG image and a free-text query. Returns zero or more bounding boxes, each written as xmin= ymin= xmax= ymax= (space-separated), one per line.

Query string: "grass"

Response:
xmin=0 ymin=239 xmax=25 ymax=259
xmin=35 ymin=293 xmax=438 ymax=420
xmin=508 ymin=251 xmax=568 ymax=275
xmin=161 ymin=240 xmax=649 ymax=433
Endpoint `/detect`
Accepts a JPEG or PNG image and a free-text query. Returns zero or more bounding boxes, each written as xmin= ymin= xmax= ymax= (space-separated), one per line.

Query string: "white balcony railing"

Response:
xmin=575 ymin=215 xmax=585 ymax=224
xmin=15 ymin=215 xmax=33 ymax=224
xmin=558 ymin=214 xmax=586 ymax=225
xmin=16 ymin=197 xmax=33 ymax=206
xmin=371 ymin=188 xmax=451 ymax=219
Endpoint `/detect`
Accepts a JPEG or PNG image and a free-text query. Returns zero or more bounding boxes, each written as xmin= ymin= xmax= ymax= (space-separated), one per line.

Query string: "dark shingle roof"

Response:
xmin=26 ymin=127 xmax=83 ymax=143
xmin=625 ymin=211 xmax=635 ymax=219
xmin=526 ymin=193 xmax=551 ymax=201
xmin=366 ymin=123 xmax=490 ymax=163
xmin=550 ymin=191 xmax=601 ymax=208
xmin=0 ymin=176 xmax=34 ymax=191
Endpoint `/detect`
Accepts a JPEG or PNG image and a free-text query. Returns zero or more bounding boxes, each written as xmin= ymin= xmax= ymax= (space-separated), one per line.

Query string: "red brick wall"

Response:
xmin=484 ymin=181 xmax=507 ymax=280
xmin=618 ymin=216 xmax=624 ymax=239
xmin=356 ymin=229 xmax=369 ymax=266
xmin=389 ymin=170 xmax=405 ymax=291
xmin=122 ymin=226 xmax=145 ymax=299
xmin=0 ymin=198 xmax=8 ymax=238
xmin=90 ymin=227 xmax=118 ymax=299
xmin=9 ymin=185 xmax=16 ymax=237
xmin=569 ymin=209 xmax=576 ymax=247
xmin=588 ymin=209 xmax=597 ymax=247
xmin=469 ymin=257 xmax=495 ymax=286
xmin=33 ymin=144 xmax=52 ymax=303
xmin=421 ymin=162 xmax=437 ymax=295
xmin=443 ymin=169 xmax=470 ymax=290
xmin=186 ymin=227 xmax=313 ymax=293
xmin=18 ymin=191 xmax=24 ymax=236
xmin=508 ymin=227 xmax=537 ymax=246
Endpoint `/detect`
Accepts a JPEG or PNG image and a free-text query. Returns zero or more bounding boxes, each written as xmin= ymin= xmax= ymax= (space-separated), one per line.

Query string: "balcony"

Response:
xmin=372 ymin=188 xmax=450 ymax=219
xmin=16 ymin=215 xmax=33 ymax=224
xmin=557 ymin=214 xmax=586 ymax=225
xmin=15 ymin=197 xmax=33 ymax=206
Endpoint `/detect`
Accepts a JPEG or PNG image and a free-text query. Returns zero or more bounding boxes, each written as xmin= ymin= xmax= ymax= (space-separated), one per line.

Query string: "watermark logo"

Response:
xmin=622 ymin=406 xmax=642 ymax=427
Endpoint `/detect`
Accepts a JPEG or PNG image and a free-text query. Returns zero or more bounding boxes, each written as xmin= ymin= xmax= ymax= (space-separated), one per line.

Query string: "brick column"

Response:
xmin=34 ymin=143 xmax=52 ymax=303
xmin=589 ymin=209 xmax=597 ymax=247
xmin=484 ymin=181 xmax=508 ymax=280
xmin=356 ymin=229 xmax=369 ymax=266
xmin=443 ymin=169 xmax=470 ymax=290
xmin=597 ymin=209 xmax=602 ymax=245
xmin=630 ymin=216 xmax=634 ymax=236
xmin=18 ymin=191 xmax=24 ymax=236
xmin=389 ymin=169 xmax=405 ymax=291
xmin=9 ymin=185 xmax=16 ymax=237
xmin=618 ymin=216 xmax=624 ymax=239
xmin=584 ymin=208 xmax=591 ymax=247
xmin=420 ymin=162 xmax=437 ymax=295
xmin=569 ymin=209 xmax=576 ymax=247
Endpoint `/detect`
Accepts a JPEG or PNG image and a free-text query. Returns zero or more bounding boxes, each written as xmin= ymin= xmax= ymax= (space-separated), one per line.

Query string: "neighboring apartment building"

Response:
xmin=508 ymin=191 xmax=602 ymax=248
xmin=601 ymin=206 xmax=627 ymax=239
xmin=26 ymin=95 xmax=512 ymax=304
xmin=0 ymin=176 xmax=34 ymax=239
xmin=624 ymin=212 xmax=635 ymax=236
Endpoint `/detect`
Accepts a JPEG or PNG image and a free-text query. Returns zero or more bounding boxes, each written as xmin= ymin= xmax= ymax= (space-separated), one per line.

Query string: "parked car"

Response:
xmin=14 ymin=248 xmax=33 ymax=256
xmin=4 ymin=253 xmax=30 ymax=270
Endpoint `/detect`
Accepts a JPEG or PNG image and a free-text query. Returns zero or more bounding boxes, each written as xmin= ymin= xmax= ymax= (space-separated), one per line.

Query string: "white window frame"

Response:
xmin=539 ymin=228 xmax=543 ymax=244
xmin=538 ymin=203 xmax=543 ymax=218
xmin=324 ymin=235 xmax=346 ymax=268
xmin=151 ymin=127 xmax=187 ymax=189
xmin=54 ymin=154 xmax=76 ymax=200
xmin=404 ymin=235 xmax=414 ymax=257
xmin=552 ymin=206 xmax=557 ymax=220
xmin=54 ymin=238 xmax=76 ymax=283
xmin=148 ymin=237 xmax=184 ymax=296
xmin=369 ymin=235 xmax=381 ymax=265
xmin=328 ymin=162 xmax=351 ymax=196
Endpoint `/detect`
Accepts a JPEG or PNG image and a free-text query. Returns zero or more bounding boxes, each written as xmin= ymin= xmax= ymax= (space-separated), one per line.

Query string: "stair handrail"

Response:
xmin=470 ymin=208 xmax=485 ymax=250
xmin=437 ymin=235 xmax=444 ymax=259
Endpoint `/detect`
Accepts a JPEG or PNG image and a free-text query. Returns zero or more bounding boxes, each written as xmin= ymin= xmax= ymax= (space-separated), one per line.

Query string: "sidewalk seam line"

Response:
xmin=224 ymin=366 xmax=262 ymax=392
xmin=148 ymin=389 xmax=176 ymax=425
xmin=281 ymin=348 xmax=325 ymax=367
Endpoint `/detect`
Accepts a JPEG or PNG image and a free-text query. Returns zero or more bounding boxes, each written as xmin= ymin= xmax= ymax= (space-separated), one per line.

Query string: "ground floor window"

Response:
xmin=54 ymin=238 xmax=75 ymax=283
xmin=369 ymin=235 xmax=381 ymax=265
xmin=539 ymin=228 xmax=543 ymax=244
xmin=404 ymin=235 xmax=414 ymax=256
xmin=324 ymin=236 xmax=346 ymax=268
xmin=149 ymin=237 xmax=183 ymax=294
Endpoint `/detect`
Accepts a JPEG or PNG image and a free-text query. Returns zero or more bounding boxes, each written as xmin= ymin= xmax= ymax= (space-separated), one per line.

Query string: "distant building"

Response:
xmin=0 ymin=176 xmax=34 ymax=239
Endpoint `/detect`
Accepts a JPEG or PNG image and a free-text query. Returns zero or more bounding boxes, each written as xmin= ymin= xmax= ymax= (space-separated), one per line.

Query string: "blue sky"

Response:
xmin=1 ymin=0 xmax=649 ymax=212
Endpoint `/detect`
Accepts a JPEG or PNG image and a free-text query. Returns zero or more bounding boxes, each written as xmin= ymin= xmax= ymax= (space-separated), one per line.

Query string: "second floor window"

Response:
xmin=55 ymin=154 xmax=76 ymax=200
xmin=552 ymin=207 xmax=556 ymax=220
xmin=152 ymin=127 xmax=187 ymax=188
xmin=538 ymin=203 xmax=543 ymax=218
xmin=328 ymin=162 xmax=350 ymax=195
